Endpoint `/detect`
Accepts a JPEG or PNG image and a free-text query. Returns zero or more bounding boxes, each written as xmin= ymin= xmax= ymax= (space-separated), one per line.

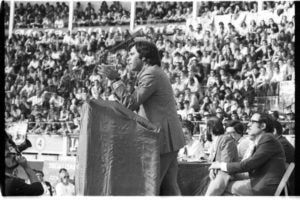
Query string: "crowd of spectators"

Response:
xmin=5 ymin=2 xmax=294 ymax=137
xmin=73 ymin=2 xmax=130 ymax=27
xmin=135 ymin=2 xmax=193 ymax=25
xmin=198 ymin=1 xmax=258 ymax=17
xmin=198 ymin=1 xmax=294 ymax=18
xmin=4 ymin=27 xmax=132 ymax=136
xmin=263 ymin=1 xmax=294 ymax=12
xmin=14 ymin=2 xmax=69 ymax=29
xmin=156 ymin=17 xmax=294 ymax=125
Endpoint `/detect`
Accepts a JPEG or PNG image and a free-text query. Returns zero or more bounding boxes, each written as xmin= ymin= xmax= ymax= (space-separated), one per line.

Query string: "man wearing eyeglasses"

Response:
xmin=4 ymin=136 xmax=44 ymax=196
xmin=55 ymin=168 xmax=75 ymax=196
xmin=209 ymin=113 xmax=286 ymax=195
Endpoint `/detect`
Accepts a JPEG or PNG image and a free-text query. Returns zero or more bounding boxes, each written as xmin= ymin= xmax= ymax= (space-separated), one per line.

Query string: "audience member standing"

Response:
xmin=55 ymin=168 xmax=75 ymax=196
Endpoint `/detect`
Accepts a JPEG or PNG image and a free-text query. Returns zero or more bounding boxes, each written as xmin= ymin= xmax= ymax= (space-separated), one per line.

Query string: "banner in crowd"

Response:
xmin=135 ymin=22 xmax=186 ymax=34
xmin=279 ymin=81 xmax=295 ymax=111
xmin=76 ymin=99 xmax=160 ymax=195
xmin=13 ymin=25 xmax=131 ymax=36
xmin=23 ymin=134 xmax=67 ymax=155
xmin=255 ymin=96 xmax=280 ymax=112
xmin=14 ymin=28 xmax=68 ymax=36
xmin=67 ymin=135 xmax=79 ymax=155
xmin=73 ymin=25 xmax=130 ymax=33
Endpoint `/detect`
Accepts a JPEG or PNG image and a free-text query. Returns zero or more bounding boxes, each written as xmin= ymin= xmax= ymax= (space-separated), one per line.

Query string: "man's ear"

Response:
xmin=260 ymin=122 xmax=266 ymax=131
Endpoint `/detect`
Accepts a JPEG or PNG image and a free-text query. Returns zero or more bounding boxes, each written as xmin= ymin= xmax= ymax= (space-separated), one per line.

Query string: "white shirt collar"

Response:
xmin=254 ymin=132 xmax=263 ymax=146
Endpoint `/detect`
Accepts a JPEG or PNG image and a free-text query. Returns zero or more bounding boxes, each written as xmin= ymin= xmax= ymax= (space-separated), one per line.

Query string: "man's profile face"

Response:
xmin=127 ymin=46 xmax=143 ymax=72
xmin=226 ymin=127 xmax=238 ymax=140
xmin=247 ymin=113 xmax=263 ymax=140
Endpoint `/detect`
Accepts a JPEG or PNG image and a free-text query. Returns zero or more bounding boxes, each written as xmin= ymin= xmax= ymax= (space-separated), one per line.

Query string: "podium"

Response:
xmin=75 ymin=99 xmax=160 ymax=195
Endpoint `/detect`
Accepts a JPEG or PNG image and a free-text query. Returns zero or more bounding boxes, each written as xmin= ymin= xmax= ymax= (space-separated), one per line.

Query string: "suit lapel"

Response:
xmin=212 ymin=135 xmax=222 ymax=161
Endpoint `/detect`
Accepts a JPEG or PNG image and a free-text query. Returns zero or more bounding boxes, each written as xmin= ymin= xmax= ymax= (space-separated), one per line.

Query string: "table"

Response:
xmin=177 ymin=162 xmax=211 ymax=196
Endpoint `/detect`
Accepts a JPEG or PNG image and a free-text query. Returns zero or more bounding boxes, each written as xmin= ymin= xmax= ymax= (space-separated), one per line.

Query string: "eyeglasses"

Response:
xmin=249 ymin=119 xmax=261 ymax=124
xmin=63 ymin=176 xmax=69 ymax=179
xmin=226 ymin=131 xmax=236 ymax=135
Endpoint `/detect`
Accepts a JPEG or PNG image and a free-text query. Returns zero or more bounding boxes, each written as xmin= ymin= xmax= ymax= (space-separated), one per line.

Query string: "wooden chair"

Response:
xmin=274 ymin=162 xmax=295 ymax=196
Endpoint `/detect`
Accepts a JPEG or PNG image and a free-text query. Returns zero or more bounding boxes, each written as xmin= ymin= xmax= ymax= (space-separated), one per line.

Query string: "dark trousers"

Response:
xmin=159 ymin=151 xmax=181 ymax=196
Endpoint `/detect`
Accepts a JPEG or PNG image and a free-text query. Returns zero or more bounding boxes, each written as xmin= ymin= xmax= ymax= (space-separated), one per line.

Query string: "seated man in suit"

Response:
xmin=205 ymin=117 xmax=238 ymax=196
xmin=225 ymin=120 xmax=252 ymax=161
xmin=209 ymin=113 xmax=286 ymax=195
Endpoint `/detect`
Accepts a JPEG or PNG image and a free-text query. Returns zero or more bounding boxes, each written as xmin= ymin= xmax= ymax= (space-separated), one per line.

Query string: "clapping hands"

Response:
xmin=98 ymin=65 xmax=120 ymax=81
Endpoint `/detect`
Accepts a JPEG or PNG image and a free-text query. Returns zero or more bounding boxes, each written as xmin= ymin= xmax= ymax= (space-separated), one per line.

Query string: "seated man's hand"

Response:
xmin=209 ymin=169 xmax=218 ymax=180
xmin=209 ymin=161 xmax=221 ymax=171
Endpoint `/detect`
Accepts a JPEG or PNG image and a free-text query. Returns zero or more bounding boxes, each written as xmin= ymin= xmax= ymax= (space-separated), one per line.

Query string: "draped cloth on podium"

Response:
xmin=75 ymin=99 xmax=160 ymax=195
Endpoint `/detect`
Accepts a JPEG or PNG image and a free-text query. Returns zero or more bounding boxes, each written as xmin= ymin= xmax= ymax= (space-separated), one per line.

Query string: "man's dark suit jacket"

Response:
xmin=113 ymin=65 xmax=185 ymax=154
xmin=226 ymin=133 xmax=286 ymax=195
xmin=276 ymin=135 xmax=294 ymax=164
xmin=210 ymin=134 xmax=238 ymax=163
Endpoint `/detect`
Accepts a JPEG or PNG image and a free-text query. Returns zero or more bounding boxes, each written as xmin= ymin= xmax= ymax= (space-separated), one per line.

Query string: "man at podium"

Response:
xmin=100 ymin=39 xmax=185 ymax=195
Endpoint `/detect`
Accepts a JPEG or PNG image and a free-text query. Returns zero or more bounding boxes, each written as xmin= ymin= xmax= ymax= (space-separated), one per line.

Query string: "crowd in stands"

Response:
xmin=263 ymin=1 xmax=294 ymax=12
xmin=198 ymin=1 xmax=259 ymax=17
xmin=135 ymin=2 xmax=193 ymax=25
xmin=73 ymin=2 xmax=130 ymax=27
xmin=4 ymin=26 xmax=134 ymax=135
xmin=5 ymin=2 xmax=294 ymax=138
xmin=156 ymin=15 xmax=294 ymax=125
xmin=198 ymin=1 xmax=294 ymax=17
xmin=14 ymin=2 xmax=69 ymax=29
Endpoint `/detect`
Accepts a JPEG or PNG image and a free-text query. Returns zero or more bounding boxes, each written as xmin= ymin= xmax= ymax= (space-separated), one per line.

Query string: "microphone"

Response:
xmin=98 ymin=28 xmax=144 ymax=58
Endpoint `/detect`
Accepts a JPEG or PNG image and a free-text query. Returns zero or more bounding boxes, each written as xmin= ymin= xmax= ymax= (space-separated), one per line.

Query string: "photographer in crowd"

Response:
xmin=4 ymin=134 xmax=43 ymax=196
